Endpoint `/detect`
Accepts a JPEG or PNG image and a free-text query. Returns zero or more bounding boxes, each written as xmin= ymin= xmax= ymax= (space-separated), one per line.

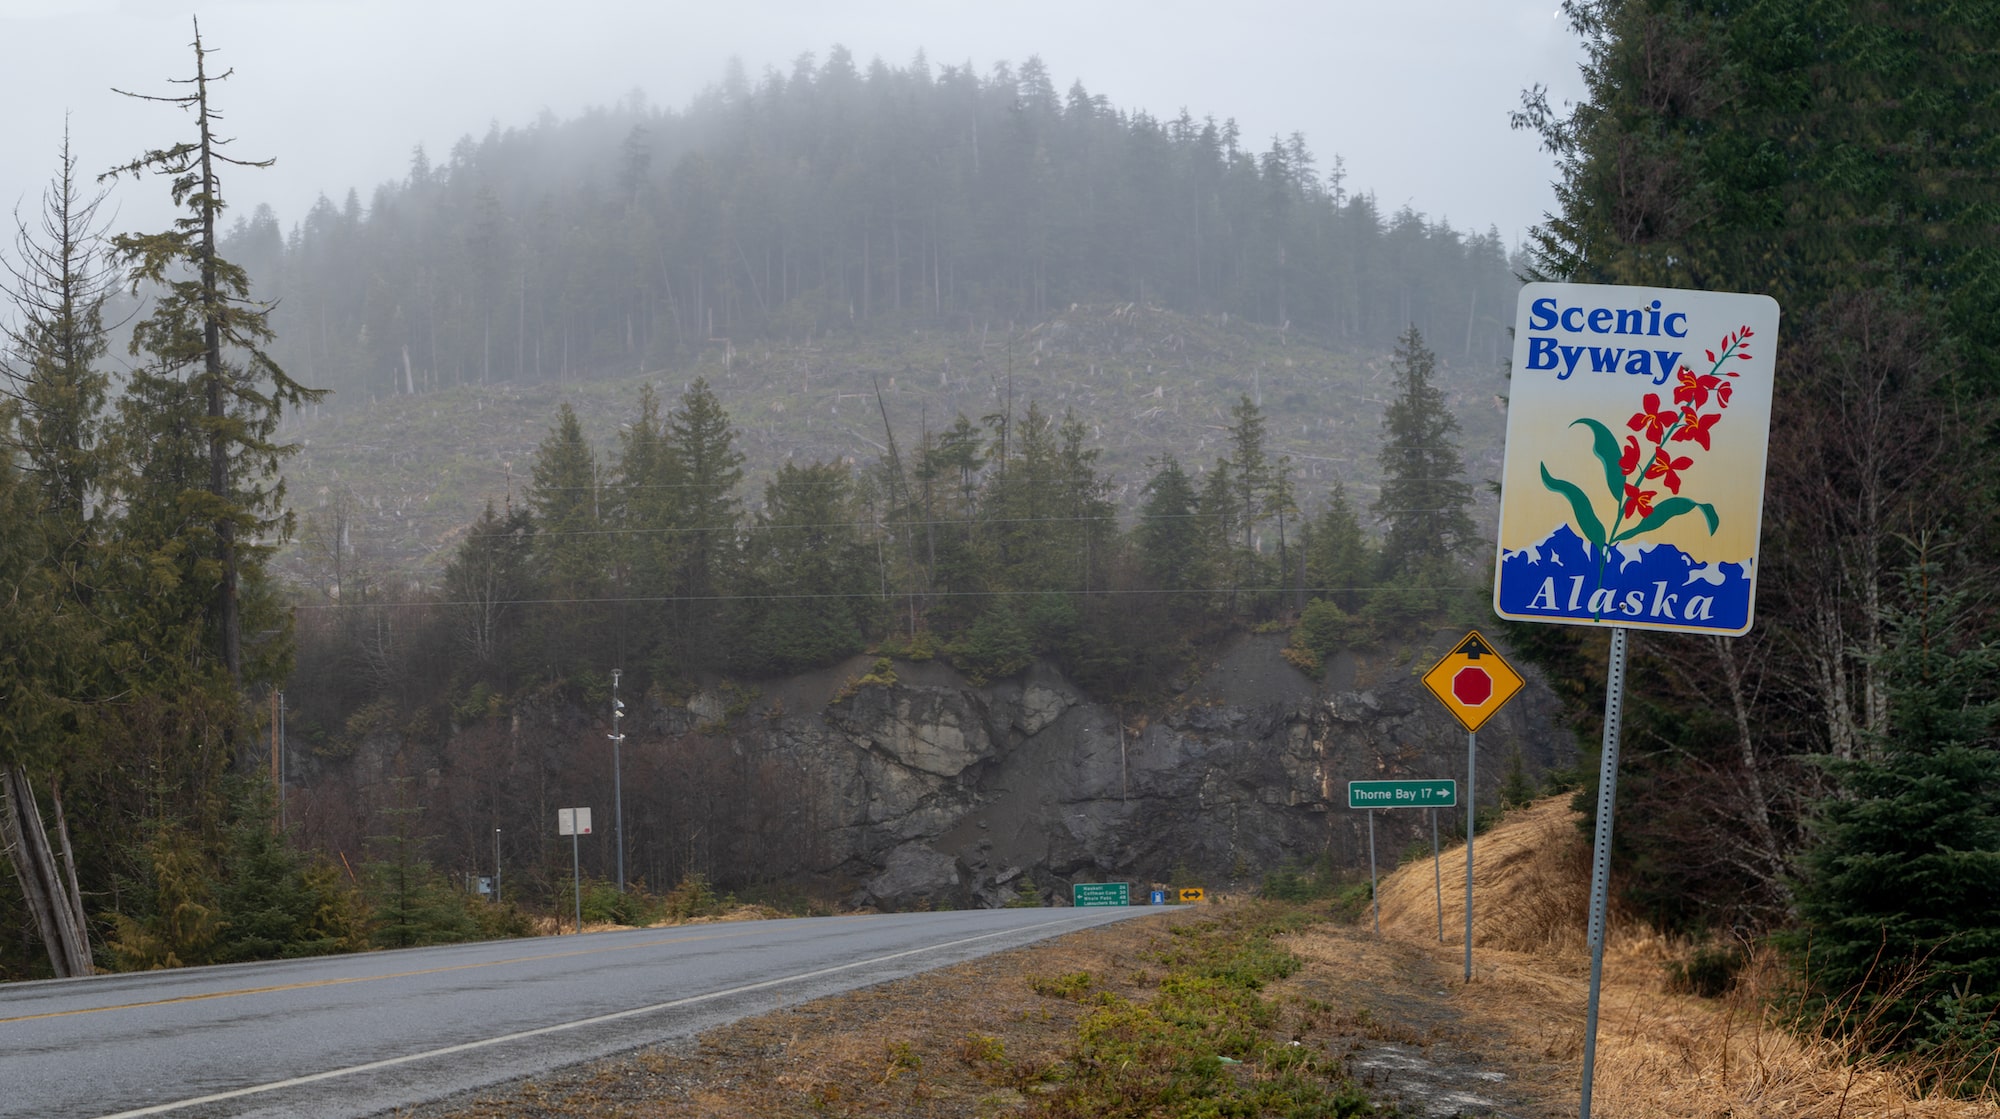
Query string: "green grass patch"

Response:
xmin=1035 ymin=905 xmax=1380 ymax=1117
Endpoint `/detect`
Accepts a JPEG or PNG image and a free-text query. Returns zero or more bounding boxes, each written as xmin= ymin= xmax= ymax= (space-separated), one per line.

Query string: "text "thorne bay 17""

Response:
xmin=1347 ymin=780 xmax=1457 ymax=810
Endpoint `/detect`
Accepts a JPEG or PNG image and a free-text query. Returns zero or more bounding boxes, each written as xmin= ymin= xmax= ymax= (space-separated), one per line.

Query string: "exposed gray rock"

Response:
xmin=741 ymin=632 xmax=1576 ymax=910
xmin=398 ymin=633 xmax=1577 ymax=914
xmin=859 ymin=842 xmax=962 ymax=908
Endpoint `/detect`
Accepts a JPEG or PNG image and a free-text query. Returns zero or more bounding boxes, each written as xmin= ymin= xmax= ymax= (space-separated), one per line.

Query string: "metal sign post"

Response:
xmin=1432 ymin=808 xmax=1443 ymax=941
xmin=1348 ymin=780 xmax=1457 ymax=940
xmin=1418 ymin=632 xmax=1522 ymax=982
xmin=1493 ymin=283 xmax=1780 ymax=1119
xmin=1464 ymin=730 xmax=1476 ymax=981
xmin=558 ymin=807 xmax=592 ymax=934
xmin=1579 ymin=628 xmax=1628 ymax=1119
xmin=1367 ymin=808 xmax=1380 ymax=935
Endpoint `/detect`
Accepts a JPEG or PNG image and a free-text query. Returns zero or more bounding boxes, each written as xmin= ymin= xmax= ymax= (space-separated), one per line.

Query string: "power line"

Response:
xmin=293 ymin=582 xmax=1490 ymax=611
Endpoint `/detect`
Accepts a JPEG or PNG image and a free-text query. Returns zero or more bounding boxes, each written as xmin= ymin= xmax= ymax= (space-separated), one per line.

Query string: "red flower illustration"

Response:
xmin=1673 ymin=368 xmax=1727 ymax=410
xmin=1644 ymin=448 xmax=1695 ymax=494
xmin=1628 ymin=393 xmax=1676 ymax=444
xmin=1620 ymin=435 xmax=1641 ymax=476
xmin=1622 ymin=483 xmax=1657 ymax=519
xmin=1672 ymin=408 xmax=1722 ymax=451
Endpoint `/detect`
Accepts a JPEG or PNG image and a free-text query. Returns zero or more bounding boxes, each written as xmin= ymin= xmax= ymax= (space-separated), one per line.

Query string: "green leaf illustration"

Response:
xmin=1609 ymin=497 xmax=1719 ymax=543
xmin=1570 ymin=417 xmax=1626 ymax=506
xmin=1540 ymin=463 xmax=1608 ymax=546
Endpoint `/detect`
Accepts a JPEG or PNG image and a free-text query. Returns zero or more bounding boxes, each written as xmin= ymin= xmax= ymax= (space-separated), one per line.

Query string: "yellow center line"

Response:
xmin=0 ymin=922 xmax=842 ymax=1025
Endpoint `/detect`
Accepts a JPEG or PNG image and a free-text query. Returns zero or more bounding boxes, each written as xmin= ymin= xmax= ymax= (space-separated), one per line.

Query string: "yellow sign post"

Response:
xmin=1177 ymin=887 xmax=1205 ymax=904
xmin=1421 ymin=631 xmax=1525 ymax=984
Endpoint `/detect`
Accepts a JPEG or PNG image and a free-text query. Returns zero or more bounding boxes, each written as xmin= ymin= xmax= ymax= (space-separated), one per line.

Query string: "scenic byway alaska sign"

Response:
xmin=1494 ymin=283 xmax=1781 ymax=636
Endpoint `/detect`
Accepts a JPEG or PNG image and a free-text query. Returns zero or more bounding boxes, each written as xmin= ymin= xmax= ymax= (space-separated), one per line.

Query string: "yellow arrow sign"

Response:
xmin=1421 ymin=630 xmax=1524 ymax=732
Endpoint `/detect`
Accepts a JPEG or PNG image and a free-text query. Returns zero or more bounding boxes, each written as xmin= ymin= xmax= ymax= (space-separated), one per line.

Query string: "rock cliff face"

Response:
xmin=647 ymin=631 xmax=1576 ymax=910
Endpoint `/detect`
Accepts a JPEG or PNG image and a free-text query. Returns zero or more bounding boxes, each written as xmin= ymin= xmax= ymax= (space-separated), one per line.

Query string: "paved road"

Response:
xmin=0 ymin=906 xmax=1161 ymax=1119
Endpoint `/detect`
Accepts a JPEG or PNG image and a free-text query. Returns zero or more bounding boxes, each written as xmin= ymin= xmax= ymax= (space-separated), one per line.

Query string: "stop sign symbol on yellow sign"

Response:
xmin=1422 ymin=632 xmax=1524 ymax=732
xmin=1453 ymin=667 xmax=1492 ymax=706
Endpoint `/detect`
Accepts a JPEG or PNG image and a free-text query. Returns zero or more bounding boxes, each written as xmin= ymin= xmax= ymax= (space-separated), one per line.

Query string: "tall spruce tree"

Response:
xmin=0 ymin=133 xmax=115 ymax=978
xmin=525 ymin=403 xmax=604 ymax=677
xmin=664 ymin=379 xmax=743 ymax=672
xmin=102 ymin=18 xmax=322 ymax=683
xmin=1372 ymin=326 xmax=1474 ymax=571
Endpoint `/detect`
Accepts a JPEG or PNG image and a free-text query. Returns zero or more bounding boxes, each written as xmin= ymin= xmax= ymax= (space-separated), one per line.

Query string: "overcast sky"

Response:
xmin=1 ymin=0 xmax=1584 ymax=252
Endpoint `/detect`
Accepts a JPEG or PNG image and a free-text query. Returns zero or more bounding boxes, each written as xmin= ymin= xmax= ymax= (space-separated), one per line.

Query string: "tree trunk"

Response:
xmin=1 ymin=764 xmax=93 ymax=977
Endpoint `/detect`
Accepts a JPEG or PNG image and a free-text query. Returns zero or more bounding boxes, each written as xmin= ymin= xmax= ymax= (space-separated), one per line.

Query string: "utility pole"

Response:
xmin=609 ymin=669 xmax=626 ymax=893
xmin=278 ymin=691 xmax=287 ymax=833
xmin=493 ymin=827 xmax=502 ymax=905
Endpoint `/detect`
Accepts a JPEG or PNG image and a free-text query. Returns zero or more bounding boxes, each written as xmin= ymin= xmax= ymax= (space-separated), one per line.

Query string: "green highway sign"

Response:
xmin=1072 ymin=882 xmax=1130 ymax=907
xmin=1348 ymin=779 xmax=1457 ymax=810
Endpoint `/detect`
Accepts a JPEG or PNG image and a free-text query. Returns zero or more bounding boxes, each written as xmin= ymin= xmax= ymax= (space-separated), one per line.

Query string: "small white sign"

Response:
xmin=558 ymin=807 xmax=592 ymax=836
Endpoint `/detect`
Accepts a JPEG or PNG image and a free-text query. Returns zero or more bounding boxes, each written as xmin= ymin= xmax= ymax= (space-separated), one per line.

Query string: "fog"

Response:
xmin=0 ymin=0 xmax=1583 ymax=247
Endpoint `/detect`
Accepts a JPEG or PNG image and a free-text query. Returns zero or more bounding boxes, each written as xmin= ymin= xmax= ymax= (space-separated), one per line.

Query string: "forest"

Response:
xmin=223 ymin=48 xmax=1517 ymax=408
xmin=3 ymin=1 xmax=1999 ymax=1090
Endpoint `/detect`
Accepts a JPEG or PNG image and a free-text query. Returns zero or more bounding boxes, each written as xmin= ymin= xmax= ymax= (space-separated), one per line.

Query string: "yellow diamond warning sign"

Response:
xmin=1421 ymin=631 xmax=1524 ymax=732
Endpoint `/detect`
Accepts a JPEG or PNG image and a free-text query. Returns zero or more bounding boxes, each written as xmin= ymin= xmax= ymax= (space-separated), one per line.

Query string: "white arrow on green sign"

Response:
xmin=1072 ymin=882 xmax=1129 ymax=907
xmin=1348 ymin=779 xmax=1457 ymax=810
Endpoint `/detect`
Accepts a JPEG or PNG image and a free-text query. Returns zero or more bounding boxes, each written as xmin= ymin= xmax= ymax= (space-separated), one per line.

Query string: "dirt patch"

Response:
xmin=1281 ymin=924 xmax=1561 ymax=1118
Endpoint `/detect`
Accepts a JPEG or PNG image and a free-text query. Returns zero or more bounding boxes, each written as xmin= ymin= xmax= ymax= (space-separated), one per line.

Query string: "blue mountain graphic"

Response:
xmin=1496 ymin=524 xmax=1754 ymax=632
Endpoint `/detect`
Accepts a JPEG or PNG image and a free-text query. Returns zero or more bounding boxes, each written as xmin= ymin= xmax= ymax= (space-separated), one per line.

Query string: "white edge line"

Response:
xmin=91 ymin=912 xmax=1114 ymax=1119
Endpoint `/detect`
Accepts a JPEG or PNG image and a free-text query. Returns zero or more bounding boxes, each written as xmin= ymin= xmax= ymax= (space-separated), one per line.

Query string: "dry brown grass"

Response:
xmin=1350 ymin=795 xmax=1997 ymax=1118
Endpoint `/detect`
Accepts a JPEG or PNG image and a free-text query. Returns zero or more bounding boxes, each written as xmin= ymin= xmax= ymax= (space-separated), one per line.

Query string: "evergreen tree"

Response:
xmin=0 ymin=133 xmax=114 ymax=978
xmin=912 ymin=413 xmax=989 ymax=631
xmin=1268 ymin=454 xmax=1301 ymax=610
xmin=525 ymin=403 xmax=604 ymax=678
xmin=983 ymin=402 xmax=1065 ymax=591
xmin=738 ymin=461 xmax=874 ymax=674
xmin=441 ymin=500 xmax=535 ymax=671
xmin=1195 ymin=462 xmax=1238 ymax=617
xmin=211 ymin=781 xmax=364 ymax=963
xmin=103 ymin=19 xmax=323 ymax=683
xmin=1794 ymin=554 xmax=2000 ymax=1057
xmin=363 ymin=776 xmax=475 ymax=949
xmin=1054 ymin=409 xmax=1116 ymax=595
xmin=1226 ymin=394 xmax=1271 ymax=555
xmin=1138 ymin=456 xmax=1199 ymax=587
xmin=1223 ymin=395 xmax=1276 ymax=611
xmin=1372 ymin=326 xmax=1474 ymax=571
xmin=663 ymin=379 xmax=744 ymax=672
xmin=3 ymin=130 xmax=114 ymax=548
xmin=610 ymin=383 xmax=682 ymax=672
xmin=1305 ymin=479 xmax=1373 ymax=613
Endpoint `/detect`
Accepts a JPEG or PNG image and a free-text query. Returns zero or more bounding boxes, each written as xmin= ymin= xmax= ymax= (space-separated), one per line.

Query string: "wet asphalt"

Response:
xmin=0 ymin=906 xmax=1160 ymax=1119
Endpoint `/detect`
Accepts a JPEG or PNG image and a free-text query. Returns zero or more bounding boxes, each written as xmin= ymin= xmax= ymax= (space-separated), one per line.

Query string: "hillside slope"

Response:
xmin=275 ymin=303 xmax=1507 ymax=585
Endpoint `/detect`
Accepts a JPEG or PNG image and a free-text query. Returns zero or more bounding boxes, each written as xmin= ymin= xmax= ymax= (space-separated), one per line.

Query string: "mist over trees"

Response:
xmin=222 ymin=49 xmax=1517 ymax=406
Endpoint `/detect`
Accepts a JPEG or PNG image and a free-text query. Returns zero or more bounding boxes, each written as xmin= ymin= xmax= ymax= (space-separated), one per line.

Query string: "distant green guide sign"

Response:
xmin=1072 ymin=883 xmax=1130 ymax=907
xmin=1348 ymin=779 xmax=1458 ymax=810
